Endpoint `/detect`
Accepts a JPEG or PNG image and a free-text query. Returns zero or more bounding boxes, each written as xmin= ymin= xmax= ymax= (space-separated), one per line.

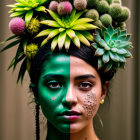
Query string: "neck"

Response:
xmin=46 ymin=121 xmax=99 ymax=140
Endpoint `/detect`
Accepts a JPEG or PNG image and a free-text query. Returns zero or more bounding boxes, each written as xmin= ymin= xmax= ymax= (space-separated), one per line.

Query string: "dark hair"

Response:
xmin=30 ymin=41 xmax=114 ymax=98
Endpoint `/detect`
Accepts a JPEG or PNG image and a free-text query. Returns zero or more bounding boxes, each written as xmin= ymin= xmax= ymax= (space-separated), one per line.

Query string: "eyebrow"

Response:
xmin=74 ymin=74 xmax=96 ymax=80
xmin=43 ymin=74 xmax=65 ymax=79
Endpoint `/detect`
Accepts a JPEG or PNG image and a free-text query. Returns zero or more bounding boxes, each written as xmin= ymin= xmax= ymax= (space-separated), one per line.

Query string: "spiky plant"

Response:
xmin=7 ymin=0 xmax=48 ymax=27
xmin=35 ymin=9 xmax=98 ymax=51
xmin=91 ymin=25 xmax=133 ymax=72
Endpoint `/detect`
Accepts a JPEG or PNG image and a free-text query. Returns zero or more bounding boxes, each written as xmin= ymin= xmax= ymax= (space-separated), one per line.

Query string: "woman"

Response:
xmin=0 ymin=0 xmax=132 ymax=139
xmin=29 ymin=42 xmax=112 ymax=140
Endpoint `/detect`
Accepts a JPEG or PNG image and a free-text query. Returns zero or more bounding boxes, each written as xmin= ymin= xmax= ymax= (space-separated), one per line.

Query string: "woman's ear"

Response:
xmin=29 ymin=83 xmax=40 ymax=105
xmin=101 ymin=81 xmax=109 ymax=101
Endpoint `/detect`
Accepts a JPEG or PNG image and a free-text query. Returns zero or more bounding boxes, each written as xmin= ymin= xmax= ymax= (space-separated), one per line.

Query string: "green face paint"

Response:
xmin=38 ymin=53 xmax=71 ymax=135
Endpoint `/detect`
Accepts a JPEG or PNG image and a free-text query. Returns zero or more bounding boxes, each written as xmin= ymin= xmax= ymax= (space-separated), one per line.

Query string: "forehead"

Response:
xmin=40 ymin=53 xmax=98 ymax=78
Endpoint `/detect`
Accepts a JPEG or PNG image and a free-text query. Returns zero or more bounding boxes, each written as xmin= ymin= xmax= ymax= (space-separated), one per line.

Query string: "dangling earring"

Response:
xmin=35 ymin=104 xmax=40 ymax=140
xmin=100 ymin=99 xmax=104 ymax=104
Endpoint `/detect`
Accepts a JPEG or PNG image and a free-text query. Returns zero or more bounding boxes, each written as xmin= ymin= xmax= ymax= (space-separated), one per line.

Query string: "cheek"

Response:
xmin=82 ymin=92 xmax=98 ymax=120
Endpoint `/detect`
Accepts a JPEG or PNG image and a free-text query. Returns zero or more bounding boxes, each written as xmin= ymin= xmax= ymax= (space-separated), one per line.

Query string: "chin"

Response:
xmin=70 ymin=123 xmax=85 ymax=133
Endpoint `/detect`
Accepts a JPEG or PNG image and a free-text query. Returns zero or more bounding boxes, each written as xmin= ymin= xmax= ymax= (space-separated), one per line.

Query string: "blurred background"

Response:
xmin=0 ymin=0 xmax=139 ymax=140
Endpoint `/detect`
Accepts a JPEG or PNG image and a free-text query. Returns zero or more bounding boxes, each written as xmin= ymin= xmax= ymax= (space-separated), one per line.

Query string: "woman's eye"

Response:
xmin=46 ymin=81 xmax=62 ymax=89
xmin=78 ymin=82 xmax=93 ymax=91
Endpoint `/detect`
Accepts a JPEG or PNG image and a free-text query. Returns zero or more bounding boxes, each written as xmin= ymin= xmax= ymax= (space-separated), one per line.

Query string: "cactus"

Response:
xmin=74 ymin=0 xmax=87 ymax=10
xmin=108 ymin=3 xmax=122 ymax=19
xmin=116 ymin=7 xmax=131 ymax=22
xmin=96 ymin=1 xmax=109 ymax=13
xmin=119 ymin=22 xmax=126 ymax=30
xmin=86 ymin=0 xmax=99 ymax=7
xmin=93 ymin=20 xmax=103 ymax=28
xmin=85 ymin=9 xmax=99 ymax=21
xmin=100 ymin=14 xmax=112 ymax=27
xmin=113 ymin=0 xmax=122 ymax=5
xmin=103 ymin=0 xmax=113 ymax=5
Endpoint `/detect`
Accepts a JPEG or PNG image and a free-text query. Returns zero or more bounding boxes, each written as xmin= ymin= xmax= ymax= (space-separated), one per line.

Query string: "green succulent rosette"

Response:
xmin=7 ymin=0 xmax=48 ymax=27
xmin=91 ymin=25 xmax=133 ymax=72
xmin=35 ymin=9 xmax=97 ymax=51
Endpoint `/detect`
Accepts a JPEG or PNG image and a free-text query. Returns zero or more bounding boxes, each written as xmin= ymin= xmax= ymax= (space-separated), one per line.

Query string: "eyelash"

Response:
xmin=46 ymin=81 xmax=62 ymax=89
xmin=78 ymin=82 xmax=93 ymax=91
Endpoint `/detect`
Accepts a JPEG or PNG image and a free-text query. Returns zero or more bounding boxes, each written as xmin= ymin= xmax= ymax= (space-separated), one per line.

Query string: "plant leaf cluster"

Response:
xmin=91 ymin=25 xmax=133 ymax=72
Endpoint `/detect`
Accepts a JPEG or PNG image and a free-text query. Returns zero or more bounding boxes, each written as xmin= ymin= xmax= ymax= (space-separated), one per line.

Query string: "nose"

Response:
xmin=62 ymin=85 xmax=78 ymax=106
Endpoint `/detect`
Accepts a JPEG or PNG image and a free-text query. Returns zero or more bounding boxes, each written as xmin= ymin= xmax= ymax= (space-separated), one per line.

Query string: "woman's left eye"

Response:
xmin=46 ymin=81 xmax=62 ymax=89
xmin=78 ymin=82 xmax=93 ymax=91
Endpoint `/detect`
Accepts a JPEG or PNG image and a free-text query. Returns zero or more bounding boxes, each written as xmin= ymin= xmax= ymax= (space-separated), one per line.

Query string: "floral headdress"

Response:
xmin=0 ymin=0 xmax=133 ymax=84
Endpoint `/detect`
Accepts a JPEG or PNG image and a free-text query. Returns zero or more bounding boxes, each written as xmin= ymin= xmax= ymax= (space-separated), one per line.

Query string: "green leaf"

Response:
xmin=41 ymin=38 xmax=48 ymax=47
xmin=107 ymin=25 xmax=114 ymax=36
xmin=35 ymin=6 xmax=46 ymax=12
xmin=103 ymin=51 xmax=110 ymax=63
xmin=111 ymin=32 xmax=118 ymax=40
xmin=101 ymin=26 xmax=107 ymax=37
xmin=57 ymin=18 xmax=65 ymax=27
xmin=7 ymin=53 xmax=25 ymax=71
xmin=51 ymin=36 xmax=58 ymax=52
xmin=124 ymin=45 xmax=133 ymax=50
xmin=70 ymin=9 xmax=87 ymax=27
xmin=38 ymin=12 xmax=48 ymax=20
xmin=111 ymin=48 xmax=118 ymax=53
xmin=16 ymin=0 xmax=30 ymax=6
xmin=123 ymin=50 xmax=132 ymax=58
xmin=16 ymin=58 xmax=27 ymax=85
xmin=105 ymin=60 xmax=113 ymax=72
xmin=112 ymin=61 xmax=120 ymax=72
xmin=95 ymin=48 xmax=105 ymax=56
xmin=58 ymin=31 xmax=66 ymax=50
xmin=116 ymin=42 xmax=131 ymax=49
xmin=119 ymin=62 xmax=125 ymax=69
xmin=94 ymin=34 xmax=101 ymax=43
xmin=125 ymin=35 xmax=131 ymax=41
xmin=0 ymin=39 xmax=21 ymax=53
xmin=25 ymin=10 xmax=33 ymax=27
xmin=109 ymin=51 xmax=119 ymax=62
xmin=70 ymin=9 xmax=76 ymax=21
xmin=98 ymin=39 xmax=107 ymax=48
xmin=39 ymin=0 xmax=48 ymax=5
xmin=120 ymin=30 xmax=126 ymax=35
xmin=35 ymin=29 xmax=54 ymax=38
xmin=13 ymin=41 xmax=24 ymax=71
xmin=10 ymin=11 xmax=26 ymax=17
xmin=64 ymin=35 xmax=71 ymax=51
xmin=104 ymin=45 xmax=110 ymax=50
xmin=0 ymin=35 xmax=17 ymax=44
xmin=96 ymin=29 xmax=102 ymax=36
xmin=114 ymin=27 xmax=120 ymax=33
xmin=66 ymin=29 xmax=75 ymax=39
xmin=104 ymin=32 xmax=110 ymax=44
xmin=117 ymin=48 xmax=127 ymax=54
xmin=118 ymin=35 xmax=126 ymax=41
xmin=91 ymin=43 xmax=100 ymax=50
xmin=72 ymin=34 xmax=80 ymax=49
xmin=114 ymin=40 xmax=121 ymax=47
xmin=79 ymin=31 xmax=94 ymax=42
xmin=118 ymin=55 xmax=126 ymax=62
xmin=23 ymin=37 xmax=28 ymax=54
xmin=98 ymin=57 xmax=104 ymax=69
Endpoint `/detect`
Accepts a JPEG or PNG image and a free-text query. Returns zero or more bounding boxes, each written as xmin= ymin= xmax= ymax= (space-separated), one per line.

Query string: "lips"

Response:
xmin=59 ymin=110 xmax=81 ymax=121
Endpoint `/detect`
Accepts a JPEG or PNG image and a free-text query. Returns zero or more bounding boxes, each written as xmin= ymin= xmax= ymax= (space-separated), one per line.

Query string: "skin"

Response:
xmin=36 ymin=53 xmax=108 ymax=140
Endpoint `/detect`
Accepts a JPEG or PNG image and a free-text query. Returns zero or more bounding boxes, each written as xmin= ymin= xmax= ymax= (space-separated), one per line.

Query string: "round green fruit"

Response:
xmin=100 ymin=14 xmax=112 ymax=27
xmin=86 ymin=0 xmax=99 ymax=7
xmin=96 ymin=1 xmax=109 ymax=13
xmin=85 ymin=9 xmax=99 ymax=21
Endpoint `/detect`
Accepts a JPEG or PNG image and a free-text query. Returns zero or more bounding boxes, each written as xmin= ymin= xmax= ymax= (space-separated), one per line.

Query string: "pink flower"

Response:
xmin=49 ymin=1 xmax=58 ymax=11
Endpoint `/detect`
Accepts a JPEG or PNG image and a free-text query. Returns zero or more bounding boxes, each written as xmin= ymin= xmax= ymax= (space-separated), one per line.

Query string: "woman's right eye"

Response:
xmin=46 ymin=81 xmax=62 ymax=89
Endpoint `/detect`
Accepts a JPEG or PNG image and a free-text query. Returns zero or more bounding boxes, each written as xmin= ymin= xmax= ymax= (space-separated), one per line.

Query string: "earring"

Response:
xmin=100 ymin=99 xmax=104 ymax=104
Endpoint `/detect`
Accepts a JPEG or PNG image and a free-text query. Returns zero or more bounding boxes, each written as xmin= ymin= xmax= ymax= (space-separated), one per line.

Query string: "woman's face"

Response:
xmin=38 ymin=53 xmax=105 ymax=133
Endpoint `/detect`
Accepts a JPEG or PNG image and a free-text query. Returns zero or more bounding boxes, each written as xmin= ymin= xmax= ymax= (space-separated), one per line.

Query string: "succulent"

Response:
xmin=100 ymin=14 xmax=112 ymax=27
xmin=116 ymin=7 xmax=131 ymax=22
xmin=91 ymin=25 xmax=133 ymax=72
xmin=74 ymin=0 xmax=87 ymax=11
xmin=57 ymin=1 xmax=73 ymax=15
xmin=96 ymin=1 xmax=109 ymax=13
xmin=35 ymin=9 xmax=97 ymax=51
xmin=9 ymin=17 xmax=26 ymax=35
xmin=27 ymin=18 xmax=41 ymax=35
xmin=85 ymin=9 xmax=99 ymax=21
xmin=49 ymin=1 xmax=59 ymax=11
xmin=7 ymin=0 xmax=48 ymax=27
xmin=93 ymin=20 xmax=103 ymax=28
xmin=108 ymin=3 xmax=122 ymax=19
xmin=25 ymin=43 xmax=38 ymax=59
xmin=86 ymin=0 xmax=99 ymax=7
